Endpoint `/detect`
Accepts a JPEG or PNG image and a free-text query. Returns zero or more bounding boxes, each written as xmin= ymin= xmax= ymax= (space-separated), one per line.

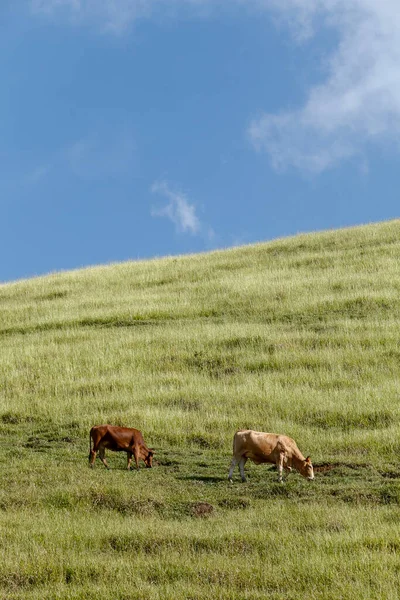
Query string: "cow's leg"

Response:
xmin=89 ymin=449 xmax=97 ymax=468
xmin=98 ymin=447 xmax=110 ymax=470
xmin=285 ymin=456 xmax=292 ymax=474
xmin=127 ymin=452 xmax=133 ymax=471
xmin=239 ymin=457 xmax=248 ymax=482
xmin=133 ymin=446 xmax=140 ymax=470
xmin=277 ymin=452 xmax=285 ymax=482
xmin=228 ymin=457 xmax=238 ymax=482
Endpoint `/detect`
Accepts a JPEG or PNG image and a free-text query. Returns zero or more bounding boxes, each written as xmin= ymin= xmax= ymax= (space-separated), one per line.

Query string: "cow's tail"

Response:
xmin=233 ymin=430 xmax=246 ymax=457
xmin=89 ymin=428 xmax=92 ymax=462
xmin=232 ymin=431 xmax=238 ymax=455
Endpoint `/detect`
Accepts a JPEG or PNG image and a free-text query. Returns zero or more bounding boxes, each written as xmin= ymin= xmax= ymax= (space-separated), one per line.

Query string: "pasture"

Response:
xmin=1 ymin=219 xmax=400 ymax=599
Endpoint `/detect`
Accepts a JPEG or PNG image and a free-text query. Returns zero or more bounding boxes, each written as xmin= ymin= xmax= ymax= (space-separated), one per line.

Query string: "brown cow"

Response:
xmin=89 ymin=425 xmax=154 ymax=470
xmin=228 ymin=429 xmax=314 ymax=483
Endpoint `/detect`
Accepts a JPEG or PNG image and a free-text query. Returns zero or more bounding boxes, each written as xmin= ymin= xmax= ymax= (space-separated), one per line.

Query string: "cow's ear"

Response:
xmin=305 ymin=456 xmax=311 ymax=463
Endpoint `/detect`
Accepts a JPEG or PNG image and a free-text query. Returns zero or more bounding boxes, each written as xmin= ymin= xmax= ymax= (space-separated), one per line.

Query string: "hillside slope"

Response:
xmin=2 ymin=219 xmax=400 ymax=454
xmin=1 ymin=219 xmax=400 ymax=599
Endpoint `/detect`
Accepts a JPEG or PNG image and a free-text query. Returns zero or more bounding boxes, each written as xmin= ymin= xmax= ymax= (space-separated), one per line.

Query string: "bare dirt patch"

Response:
xmin=190 ymin=501 xmax=214 ymax=518
xmin=313 ymin=462 xmax=340 ymax=473
xmin=313 ymin=462 xmax=368 ymax=474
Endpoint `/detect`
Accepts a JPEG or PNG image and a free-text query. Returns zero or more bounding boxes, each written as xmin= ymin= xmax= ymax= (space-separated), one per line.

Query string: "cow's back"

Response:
xmin=232 ymin=430 xmax=299 ymax=463
xmin=91 ymin=425 xmax=145 ymax=449
xmin=233 ymin=430 xmax=276 ymax=457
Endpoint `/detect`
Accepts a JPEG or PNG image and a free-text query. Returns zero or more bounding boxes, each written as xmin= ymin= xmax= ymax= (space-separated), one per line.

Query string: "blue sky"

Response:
xmin=2 ymin=1 xmax=399 ymax=282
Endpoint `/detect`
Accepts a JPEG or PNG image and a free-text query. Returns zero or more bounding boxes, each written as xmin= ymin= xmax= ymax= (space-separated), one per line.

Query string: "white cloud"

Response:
xmin=249 ymin=0 xmax=400 ymax=172
xmin=151 ymin=181 xmax=201 ymax=235
xmin=31 ymin=1 xmax=400 ymax=172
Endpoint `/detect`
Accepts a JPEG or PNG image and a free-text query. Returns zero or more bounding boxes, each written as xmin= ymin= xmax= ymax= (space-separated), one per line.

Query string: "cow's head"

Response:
xmin=301 ymin=456 xmax=314 ymax=480
xmin=144 ymin=449 xmax=154 ymax=468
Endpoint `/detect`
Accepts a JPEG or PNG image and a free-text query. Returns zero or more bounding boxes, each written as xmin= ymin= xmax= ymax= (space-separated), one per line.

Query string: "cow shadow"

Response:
xmin=178 ymin=474 xmax=227 ymax=484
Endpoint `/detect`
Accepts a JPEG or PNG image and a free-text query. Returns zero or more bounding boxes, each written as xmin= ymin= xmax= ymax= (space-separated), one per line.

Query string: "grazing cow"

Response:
xmin=89 ymin=425 xmax=154 ymax=470
xmin=228 ymin=429 xmax=314 ymax=483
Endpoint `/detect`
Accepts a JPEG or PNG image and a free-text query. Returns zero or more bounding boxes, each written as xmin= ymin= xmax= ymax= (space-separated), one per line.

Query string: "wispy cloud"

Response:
xmin=249 ymin=1 xmax=400 ymax=173
xmin=27 ymin=164 xmax=52 ymax=184
xmin=29 ymin=0 xmax=320 ymax=34
xmin=30 ymin=0 xmax=218 ymax=33
xmin=66 ymin=128 xmax=137 ymax=179
xmin=20 ymin=128 xmax=137 ymax=188
xmin=31 ymin=0 xmax=151 ymax=33
xmin=151 ymin=181 xmax=201 ymax=235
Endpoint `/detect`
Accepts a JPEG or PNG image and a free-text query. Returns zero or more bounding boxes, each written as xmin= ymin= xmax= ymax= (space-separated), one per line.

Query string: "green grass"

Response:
xmin=1 ymin=219 xmax=400 ymax=599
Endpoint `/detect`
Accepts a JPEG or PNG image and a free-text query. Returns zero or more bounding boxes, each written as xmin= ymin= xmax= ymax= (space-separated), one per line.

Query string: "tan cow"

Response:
xmin=89 ymin=425 xmax=154 ymax=470
xmin=228 ymin=429 xmax=314 ymax=483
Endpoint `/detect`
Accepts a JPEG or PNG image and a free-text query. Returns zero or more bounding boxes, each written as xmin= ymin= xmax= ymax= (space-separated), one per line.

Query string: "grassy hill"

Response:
xmin=1 ymin=219 xmax=400 ymax=599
